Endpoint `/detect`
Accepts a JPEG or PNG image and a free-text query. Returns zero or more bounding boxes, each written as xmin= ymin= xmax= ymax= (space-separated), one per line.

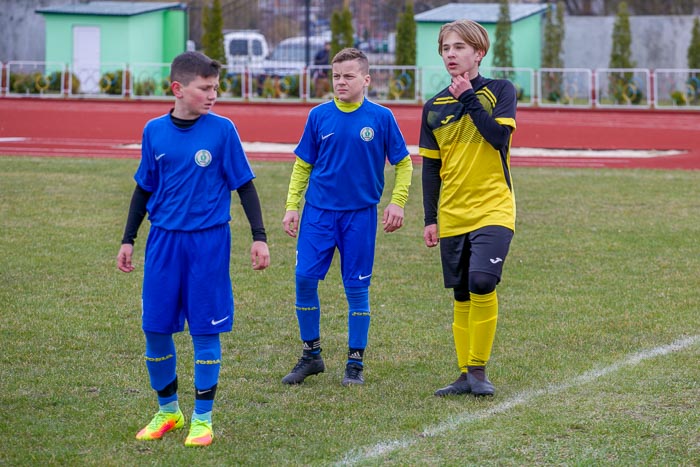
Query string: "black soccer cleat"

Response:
xmin=341 ymin=362 xmax=364 ymax=386
xmin=467 ymin=368 xmax=495 ymax=396
xmin=434 ymin=373 xmax=471 ymax=397
xmin=281 ymin=354 xmax=325 ymax=384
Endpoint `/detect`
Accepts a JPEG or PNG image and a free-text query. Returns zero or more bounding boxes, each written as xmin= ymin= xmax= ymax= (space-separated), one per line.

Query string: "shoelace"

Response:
xmin=148 ymin=412 xmax=177 ymax=429
xmin=292 ymin=357 xmax=313 ymax=372
xmin=345 ymin=365 xmax=362 ymax=379
xmin=190 ymin=419 xmax=211 ymax=433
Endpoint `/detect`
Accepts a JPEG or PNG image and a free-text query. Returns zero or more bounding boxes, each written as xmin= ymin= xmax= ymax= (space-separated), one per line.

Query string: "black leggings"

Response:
xmin=453 ymin=271 xmax=498 ymax=301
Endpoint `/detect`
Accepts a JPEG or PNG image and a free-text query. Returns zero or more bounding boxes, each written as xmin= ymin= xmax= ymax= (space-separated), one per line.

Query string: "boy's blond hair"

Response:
xmin=438 ymin=19 xmax=490 ymax=63
xmin=331 ymin=47 xmax=370 ymax=75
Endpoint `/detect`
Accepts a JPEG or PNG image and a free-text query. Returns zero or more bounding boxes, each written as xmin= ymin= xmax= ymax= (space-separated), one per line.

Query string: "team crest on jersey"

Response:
xmin=360 ymin=127 xmax=374 ymax=142
xmin=194 ymin=149 xmax=212 ymax=167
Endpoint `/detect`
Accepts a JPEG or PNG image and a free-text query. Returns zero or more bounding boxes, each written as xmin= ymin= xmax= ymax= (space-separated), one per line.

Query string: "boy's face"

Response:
xmin=171 ymin=75 xmax=219 ymax=119
xmin=440 ymin=31 xmax=483 ymax=78
xmin=331 ymin=59 xmax=370 ymax=103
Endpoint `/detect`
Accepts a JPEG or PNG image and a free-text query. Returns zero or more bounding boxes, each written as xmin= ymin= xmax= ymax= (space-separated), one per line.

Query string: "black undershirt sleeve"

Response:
xmin=458 ymin=89 xmax=512 ymax=150
xmin=121 ymin=184 xmax=152 ymax=245
xmin=236 ymin=180 xmax=267 ymax=242
xmin=422 ymin=157 xmax=442 ymax=226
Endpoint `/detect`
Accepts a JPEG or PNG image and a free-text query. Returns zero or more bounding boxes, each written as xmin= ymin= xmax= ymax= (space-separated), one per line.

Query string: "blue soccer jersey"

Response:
xmin=294 ymin=99 xmax=409 ymax=211
xmin=135 ymin=112 xmax=255 ymax=231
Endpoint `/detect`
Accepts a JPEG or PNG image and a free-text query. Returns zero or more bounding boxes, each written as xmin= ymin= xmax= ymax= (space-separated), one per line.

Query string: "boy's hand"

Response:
xmin=250 ymin=241 xmax=270 ymax=270
xmin=424 ymin=224 xmax=439 ymax=248
xmin=117 ymin=243 xmax=135 ymax=272
xmin=449 ymin=72 xmax=473 ymax=98
xmin=382 ymin=203 xmax=404 ymax=233
xmin=282 ymin=210 xmax=299 ymax=237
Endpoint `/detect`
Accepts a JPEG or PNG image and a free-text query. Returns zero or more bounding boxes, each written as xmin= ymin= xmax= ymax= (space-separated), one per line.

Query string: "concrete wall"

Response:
xmin=0 ymin=0 xmax=67 ymax=62
xmin=563 ymin=15 xmax=697 ymax=70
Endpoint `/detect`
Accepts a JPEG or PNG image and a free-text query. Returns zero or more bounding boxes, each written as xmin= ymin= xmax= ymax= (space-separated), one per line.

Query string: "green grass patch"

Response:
xmin=0 ymin=157 xmax=698 ymax=465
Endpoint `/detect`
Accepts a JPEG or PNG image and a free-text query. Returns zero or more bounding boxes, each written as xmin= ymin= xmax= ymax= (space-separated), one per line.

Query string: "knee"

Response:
xmin=469 ymin=272 xmax=498 ymax=295
xmin=297 ymin=275 xmax=318 ymax=289
xmin=453 ymin=287 xmax=470 ymax=302
xmin=296 ymin=275 xmax=319 ymax=303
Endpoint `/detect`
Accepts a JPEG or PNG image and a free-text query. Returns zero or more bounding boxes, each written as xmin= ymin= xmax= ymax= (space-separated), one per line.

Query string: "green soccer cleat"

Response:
xmin=135 ymin=409 xmax=185 ymax=440
xmin=185 ymin=419 xmax=214 ymax=447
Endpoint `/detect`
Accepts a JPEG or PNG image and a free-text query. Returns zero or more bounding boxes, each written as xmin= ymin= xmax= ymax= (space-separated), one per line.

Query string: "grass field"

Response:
xmin=0 ymin=156 xmax=698 ymax=466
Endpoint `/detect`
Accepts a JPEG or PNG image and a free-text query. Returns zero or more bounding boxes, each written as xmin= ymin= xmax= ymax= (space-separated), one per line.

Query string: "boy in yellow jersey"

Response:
xmin=419 ymin=20 xmax=517 ymax=396
xmin=282 ymin=48 xmax=412 ymax=386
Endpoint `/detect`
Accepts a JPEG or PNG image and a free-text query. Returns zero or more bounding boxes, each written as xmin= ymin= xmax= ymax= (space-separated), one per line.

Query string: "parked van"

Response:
xmin=261 ymin=34 xmax=330 ymax=77
xmin=223 ymin=30 xmax=269 ymax=69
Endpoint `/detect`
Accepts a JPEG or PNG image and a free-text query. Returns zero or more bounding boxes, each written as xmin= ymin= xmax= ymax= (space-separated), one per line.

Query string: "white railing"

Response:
xmin=1 ymin=61 xmax=699 ymax=109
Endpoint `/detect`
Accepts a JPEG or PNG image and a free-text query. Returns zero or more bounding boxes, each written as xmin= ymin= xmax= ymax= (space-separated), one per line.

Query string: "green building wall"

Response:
xmin=42 ymin=9 xmax=186 ymax=71
xmin=163 ymin=9 xmax=187 ymax=64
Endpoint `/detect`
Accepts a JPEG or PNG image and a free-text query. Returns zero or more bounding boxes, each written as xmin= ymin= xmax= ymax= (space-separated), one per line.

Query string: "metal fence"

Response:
xmin=2 ymin=61 xmax=699 ymax=110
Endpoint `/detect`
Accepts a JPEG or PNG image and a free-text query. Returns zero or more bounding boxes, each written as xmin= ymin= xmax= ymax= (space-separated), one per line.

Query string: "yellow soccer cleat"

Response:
xmin=184 ymin=419 xmax=213 ymax=447
xmin=135 ymin=409 xmax=185 ymax=440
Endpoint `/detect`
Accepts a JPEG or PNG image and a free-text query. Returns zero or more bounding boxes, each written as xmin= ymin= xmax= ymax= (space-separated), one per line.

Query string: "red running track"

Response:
xmin=0 ymin=97 xmax=698 ymax=169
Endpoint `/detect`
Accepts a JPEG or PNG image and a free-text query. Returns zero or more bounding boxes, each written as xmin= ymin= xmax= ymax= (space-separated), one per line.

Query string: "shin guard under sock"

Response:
xmin=192 ymin=334 xmax=221 ymax=415
xmin=468 ymin=290 xmax=498 ymax=367
xmin=452 ymin=299 xmax=471 ymax=372
xmin=296 ymin=276 xmax=321 ymax=342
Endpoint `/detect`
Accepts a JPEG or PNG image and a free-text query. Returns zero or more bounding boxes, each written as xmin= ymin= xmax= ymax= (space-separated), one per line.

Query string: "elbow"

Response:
xmin=490 ymin=128 xmax=513 ymax=150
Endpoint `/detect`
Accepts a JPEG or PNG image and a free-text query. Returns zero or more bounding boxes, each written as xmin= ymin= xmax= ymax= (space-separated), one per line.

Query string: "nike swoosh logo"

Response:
xmin=358 ymin=274 xmax=372 ymax=280
xmin=490 ymin=257 xmax=503 ymax=264
xmin=155 ymin=153 xmax=166 ymax=160
xmin=211 ymin=316 xmax=230 ymax=325
xmin=321 ymin=132 xmax=334 ymax=140
xmin=197 ymin=389 xmax=212 ymax=395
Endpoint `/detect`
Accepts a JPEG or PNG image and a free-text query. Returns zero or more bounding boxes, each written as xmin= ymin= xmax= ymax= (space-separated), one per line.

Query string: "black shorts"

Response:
xmin=439 ymin=225 xmax=514 ymax=289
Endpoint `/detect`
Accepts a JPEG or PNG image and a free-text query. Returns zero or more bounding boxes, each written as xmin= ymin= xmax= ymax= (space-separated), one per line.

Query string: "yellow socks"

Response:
xmin=468 ymin=290 xmax=498 ymax=367
xmin=452 ymin=300 xmax=470 ymax=372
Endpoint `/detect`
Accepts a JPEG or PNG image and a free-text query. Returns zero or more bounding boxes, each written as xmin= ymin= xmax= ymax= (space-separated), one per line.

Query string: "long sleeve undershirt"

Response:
xmin=121 ymin=111 xmax=267 ymax=245
xmin=457 ymin=89 xmax=512 ymax=150
xmin=422 ymin=157 xmax=441 ymax=226
xmin=285 ymin=155 xmax=413 ymax=211
xmin=121 ymin=180 xmax=267 ymax=244
xmin=421 ymin=88 xmax=513 ymax=226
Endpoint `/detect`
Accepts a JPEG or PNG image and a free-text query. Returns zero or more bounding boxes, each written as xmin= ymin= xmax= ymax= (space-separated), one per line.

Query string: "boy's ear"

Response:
xmin=171 ymin=81 xmax=183 ymax=97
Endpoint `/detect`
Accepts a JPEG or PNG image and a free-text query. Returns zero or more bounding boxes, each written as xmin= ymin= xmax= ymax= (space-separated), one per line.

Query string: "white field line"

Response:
xmin=107 ymin=141 xmax=684 ymax=159
xmin=241 ymin=144 xmax=683 ymax=159
xmin=336 ymin=335 xmax=700 ymax=466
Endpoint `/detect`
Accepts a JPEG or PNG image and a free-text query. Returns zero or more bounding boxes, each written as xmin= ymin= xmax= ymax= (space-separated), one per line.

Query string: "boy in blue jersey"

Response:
xmin=420 ymin=20 xmax=517 ymax=397
xmin=281 ymin=48 xmax=413 ymax=386
xmin=117 ymin=51 xmax=270 ymax=446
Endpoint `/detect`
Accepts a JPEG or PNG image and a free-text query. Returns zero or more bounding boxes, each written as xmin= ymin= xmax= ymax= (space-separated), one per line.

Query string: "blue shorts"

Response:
xmin=296 ymin=204 xmax=377 ymax=287
xmin=439 ymin=225 xmax=514 ymax=289
xmin=142 ymin=224 xmax=234 ymax=335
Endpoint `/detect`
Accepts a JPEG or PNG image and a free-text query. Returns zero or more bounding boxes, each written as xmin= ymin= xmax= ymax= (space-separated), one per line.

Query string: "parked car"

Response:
xmin=261 ymin=34 xmax=329 ymax=78
xmin=223 ymin=30 xmax=270 ymax=71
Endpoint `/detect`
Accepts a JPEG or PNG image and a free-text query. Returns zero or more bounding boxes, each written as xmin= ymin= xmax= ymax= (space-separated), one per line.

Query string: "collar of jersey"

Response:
xmin=334 ymin=97 xmax=363 ymax=113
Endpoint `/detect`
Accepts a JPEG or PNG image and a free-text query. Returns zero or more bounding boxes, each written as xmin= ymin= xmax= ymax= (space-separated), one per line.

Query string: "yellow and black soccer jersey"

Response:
xmin=420 ymin=75 xmax=517 ymax=238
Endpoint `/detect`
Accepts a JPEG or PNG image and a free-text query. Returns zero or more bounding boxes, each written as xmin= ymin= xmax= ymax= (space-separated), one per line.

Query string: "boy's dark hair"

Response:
xmin=331 ymin=47 xmax=369 ymax=74
xmin=170 ymin=51 xmax=221 ymax=85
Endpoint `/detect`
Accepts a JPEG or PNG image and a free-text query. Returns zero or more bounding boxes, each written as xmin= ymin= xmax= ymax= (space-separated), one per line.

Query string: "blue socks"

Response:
xmin=144 ymin=331 xmax=178 ymax=406
xmin=295 ymin=275 xmax=321 ymax=343
xmin=144 ymin=331 xmax=221 ymax=418
xmin=192 ymin=334 xmax=221 ymax=416
xmin=346 ymin=286 xmax=370 ymax=352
